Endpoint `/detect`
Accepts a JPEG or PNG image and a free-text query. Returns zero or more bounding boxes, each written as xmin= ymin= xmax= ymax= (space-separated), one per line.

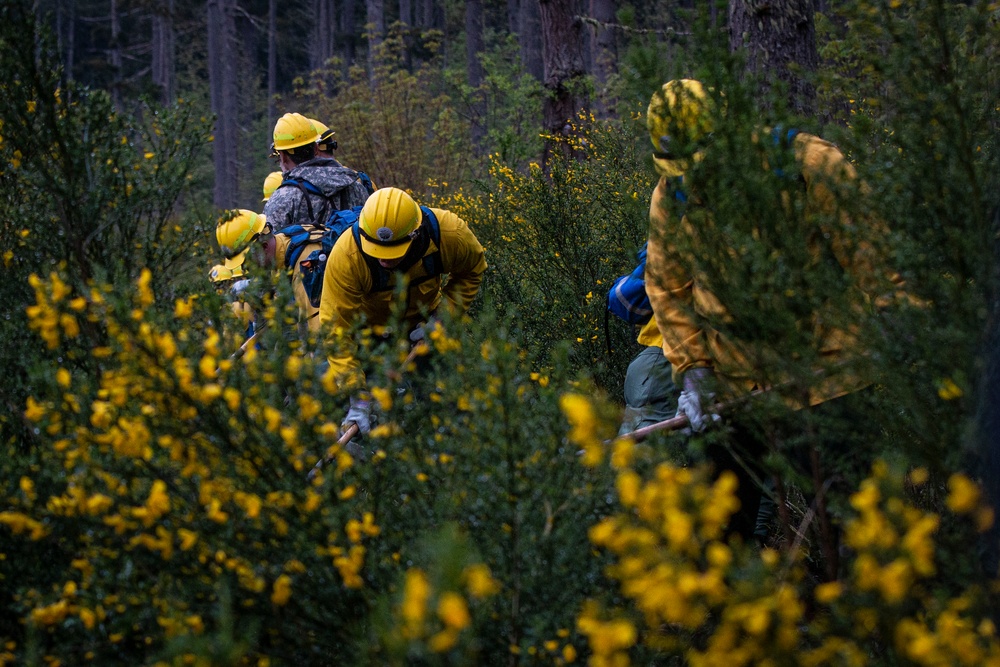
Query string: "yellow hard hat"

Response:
xmin=272 ymin=113 xmax=319 ymax=151
xmin=209 ymin=260 xmax=246 ymax=282
xmin=647 ymin=79 xmax=715 ymax=177
xmin=310 ymin=119 xmax=338 ymax=152
xmin=262 ymin=171 xmax=283 ymax=202
xmin=357 ymin=187 xmax=422 ymax=261
xmin=216 ymin=210 xmax=268 ymax=268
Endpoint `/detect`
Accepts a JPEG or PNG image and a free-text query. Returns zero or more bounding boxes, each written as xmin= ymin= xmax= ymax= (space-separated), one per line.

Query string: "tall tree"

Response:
xmin=465 ymin=0 xmax=485 ymax=145
xmin=729 ymin=0 xmax=818 ymax=115
xmin=312 ymin=0 xmax=336 ymax=71
xmin=268 ymin=0 xmax=277 ymax=131
xmin=208 ymin=0 xmax=240 ymax=208
xmin=366 ymin=0 xmax=385 ymax=73
xmin=109 ymin=0 xmax=123 ymax=111
xmin=519 ymin=0 xmax=543 ymax=81
xmin=588 ymin=0 xmax=615 ymax=116
xmin=151 ymin=0 xmax=176 ymax=105
xmin=539 ymin=0 xmax=587 ymax=162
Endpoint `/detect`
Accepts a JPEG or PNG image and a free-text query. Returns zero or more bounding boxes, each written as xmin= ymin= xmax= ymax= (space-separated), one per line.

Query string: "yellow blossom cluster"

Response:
xmin=391 ymin=563 xmax=500 ymax=655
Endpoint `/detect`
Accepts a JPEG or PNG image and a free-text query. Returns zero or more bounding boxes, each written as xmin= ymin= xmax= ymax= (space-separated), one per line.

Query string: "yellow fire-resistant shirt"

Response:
xmin=645 ymin=132 xmax=907 ymax=407
xmin=319 ymin=207 xmax=487 ymax=390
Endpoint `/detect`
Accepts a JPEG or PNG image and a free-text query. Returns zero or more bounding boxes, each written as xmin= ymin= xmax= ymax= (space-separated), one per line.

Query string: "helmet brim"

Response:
xmin=224 ymin=248 xmax=249 ymax=270
xmin=360 ymin=235 xmax=413 ymax=261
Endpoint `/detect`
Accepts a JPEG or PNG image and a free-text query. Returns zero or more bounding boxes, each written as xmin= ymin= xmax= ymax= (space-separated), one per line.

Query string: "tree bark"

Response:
xmin=268 ymin=0 xmax=277 ymax=131
xmin=539 ymin=0 xmax=587 ymax=163
xmin=729 ymin=0 xmax=818 ymax=116
xmin=207 ymin=0 xmax=239 ymax=208
xmin=151 ymin=0 xmax=176 ymax=105
xmin=507 ymin=0 xmax=519 ymax=34
xmin=312 ymin=0 xmax=336 ymax=71
xmin=465 ymin=0 xmax=486 ymax=146
xmin=588 ymin=0 xmax=615 ymax=116
xmin=366 ymin=0 xmax=385 ymax=52
xmin=65 ymin=0 xmax=75 ymax=81
xmin=399 ymin=0 xmax=412 ymax=25
xmin=519 ymin=0 xmax=543 ymax=81
xmin=110 ymin=0 xmax=123 ymax=111
xmin=341 ymin=0 xmax=357 ymax=69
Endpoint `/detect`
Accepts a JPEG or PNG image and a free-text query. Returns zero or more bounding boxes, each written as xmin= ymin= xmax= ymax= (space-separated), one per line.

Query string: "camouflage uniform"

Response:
xmin=263 ymin=157 xmax=370 ymax=232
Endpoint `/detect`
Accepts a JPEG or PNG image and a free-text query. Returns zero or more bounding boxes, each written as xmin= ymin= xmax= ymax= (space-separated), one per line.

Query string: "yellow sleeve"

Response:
xmin=797 ymin=134 xmax=909 ymax=303
xmin=432 ymin=208 xmax=487 ymax=315
xmin=318 ymin=234 xmax=369 ymax=392
xmin=645 ymin=178 xmax=713 ymax=377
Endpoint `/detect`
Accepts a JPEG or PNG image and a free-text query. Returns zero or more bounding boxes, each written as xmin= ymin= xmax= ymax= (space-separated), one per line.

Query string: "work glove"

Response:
xmin=342 ymin=397 xmax=372 ymax=435
xmin=230 ymin=279 xmax=250 ymax=297
xmin=408 ymin=316 xmax=439 ymax=344
xmin=675 ymin=367 xmax=720 ymax=433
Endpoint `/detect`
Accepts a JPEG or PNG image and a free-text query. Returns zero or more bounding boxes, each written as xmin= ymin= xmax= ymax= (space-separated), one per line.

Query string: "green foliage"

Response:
xmin=292 ymin=24 xmax=474 ymax=196
xmin=442 ymin=117 xmax=655 ymax=396
xmin=0 ymin=4 xmax=213 ymax=448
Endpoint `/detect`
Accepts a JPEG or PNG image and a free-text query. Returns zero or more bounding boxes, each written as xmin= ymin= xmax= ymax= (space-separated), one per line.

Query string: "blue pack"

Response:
xmin=294 ymin=206 xmax=364 ymax=308
xmin=278 ymin=170 xmax=376 ymax=227
xmin=607 ymin=243 xmax=653 ymax=325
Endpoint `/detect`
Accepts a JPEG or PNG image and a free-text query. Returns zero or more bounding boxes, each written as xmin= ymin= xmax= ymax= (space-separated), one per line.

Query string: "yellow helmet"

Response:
xmin=262 ymin=171 xmax=283 ymax=202
xmin=273 ymin=113 xmax=319 ymax=151
xmin=216 ymin=210 xmax=268 ymax=268
xmin=357 ymin=187 xmax=422 ymax=261
xmin=209 ymin=260 xmax=246 ymax=282
xmin=310 ymin=119 xmax=338 ymax=152
xmin=647 ymin=79 xmax=715 ymax=177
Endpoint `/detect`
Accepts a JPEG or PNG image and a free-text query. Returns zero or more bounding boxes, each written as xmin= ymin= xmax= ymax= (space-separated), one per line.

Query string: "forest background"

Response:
xmin=2 ymin=0 xmax=1000 ymax=665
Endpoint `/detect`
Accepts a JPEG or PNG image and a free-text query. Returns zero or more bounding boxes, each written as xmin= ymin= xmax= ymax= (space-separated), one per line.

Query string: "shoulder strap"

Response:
xmin=419 ymin=207 xmax=443 ymax=277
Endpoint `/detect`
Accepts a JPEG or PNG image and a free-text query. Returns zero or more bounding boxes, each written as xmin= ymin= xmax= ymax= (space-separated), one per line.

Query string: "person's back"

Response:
xmin=262 ymin=113 xmax=370 ymax=232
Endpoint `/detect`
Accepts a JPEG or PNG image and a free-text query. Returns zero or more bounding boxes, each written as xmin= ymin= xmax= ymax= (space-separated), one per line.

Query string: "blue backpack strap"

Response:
xmin=357 ymin=172 xmax=375 ymax=196
xmin=419 ymin=207 xmax=443 ymax=277
xmin=279 ymin=225 xmax=317 ymax=269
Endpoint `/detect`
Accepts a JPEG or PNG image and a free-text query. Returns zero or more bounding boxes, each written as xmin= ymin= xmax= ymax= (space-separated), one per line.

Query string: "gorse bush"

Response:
xmin=4 ymin=0 xmax=1000 ymax=665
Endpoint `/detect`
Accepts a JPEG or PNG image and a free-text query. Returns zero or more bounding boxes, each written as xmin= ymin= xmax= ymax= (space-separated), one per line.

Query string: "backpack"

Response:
xmin=277 ymin=169 xmax=376 ymax=227
xmin=607 ymin=243 xmax=653 ymax=325
xmin=293 ymin=206 xmax=363 ymax=308
xmin=296 ymin=205 xmax=443 ymax=308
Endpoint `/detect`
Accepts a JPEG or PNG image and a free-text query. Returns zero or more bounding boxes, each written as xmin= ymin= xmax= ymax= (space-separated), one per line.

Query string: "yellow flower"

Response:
xmin=401 ymin=569 xmax=431 ymax=637
xmin=814 ymin=581 xmax=842 ymax=604
xmin=271 ymin=574 xmax=292 ymax=606
xmin=173 ymin=297 xmax=193 ymax=319
xmin=463 ymin=564 xmax=500 ymax=598
xmin=946 ymin=473 xmax=980 ymax=514
xmin=437 ymin=592 xmax=470 ymax=630
xmin=428 ymin=629 xmax=459 ymax=653
xmin=937 ymin=377 xmax=963 ymax=400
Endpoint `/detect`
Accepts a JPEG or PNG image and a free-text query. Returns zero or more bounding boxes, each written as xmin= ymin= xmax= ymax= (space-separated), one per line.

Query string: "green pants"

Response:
xmin=619 ymin=346 xmax=678 ymax=437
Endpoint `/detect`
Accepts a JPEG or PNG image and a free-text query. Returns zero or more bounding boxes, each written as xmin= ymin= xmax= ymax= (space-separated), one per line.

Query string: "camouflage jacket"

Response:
xmin=263 ymin=157 xmax=370 ymax=232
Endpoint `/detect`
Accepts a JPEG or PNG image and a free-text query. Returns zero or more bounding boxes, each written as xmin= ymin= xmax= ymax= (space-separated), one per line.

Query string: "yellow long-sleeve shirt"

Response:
xmin=645 ymin=132 xmax=905 ymax=407
xmin=319 ymin=207 xmax=487 ymax=390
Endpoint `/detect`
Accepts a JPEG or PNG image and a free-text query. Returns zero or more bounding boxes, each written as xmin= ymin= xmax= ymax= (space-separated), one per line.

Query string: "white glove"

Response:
xmin=408 ymin=316 xmax=439 ymax=344
xmin=342 ymin=397 xmax=372 ymax=435
xmin=230 ymin=279 xmax=250 ymax=297
xmin=675 ymin=367 xmax=720 ymax=433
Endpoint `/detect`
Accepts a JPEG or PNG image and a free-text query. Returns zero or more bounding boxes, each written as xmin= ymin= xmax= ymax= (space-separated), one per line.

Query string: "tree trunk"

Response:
xmin=312 ymin=0 xmax=336 ymax=71
xmin=65 ymin=0 xmax=75 ymax=81
xmin=208 ymin=0 xmax=239 ymax=208
xmin=539 ymin=0 xmax=587 ymax=163
xmin=268 ymin=0 xmax=277 ymax=131
xmin=366 ymin=0 xmax=385 ymax=73
xmin=588 ymin=0 xmax=615 ymax=116
xmin=519 ymin=0 xmax=543 ymax=81
xmin=728 ymin=0 xmax=818 ymax=116
xmin=507 ymin=0 xmax=519 ymax=34
xmin=342 ymin=0 xmax=357 ymax=69
xmin=399 ymin=0 xmax=412 ymax=25
xmin=151 ymin=0 xmax=176 ymax=104
xmin=466 ymin=0 xmax=485 ymax=145
xmin=110 ymin=0 xmax=123 ymax=111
